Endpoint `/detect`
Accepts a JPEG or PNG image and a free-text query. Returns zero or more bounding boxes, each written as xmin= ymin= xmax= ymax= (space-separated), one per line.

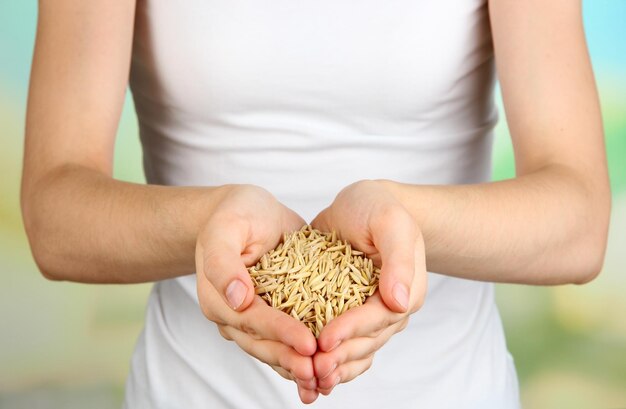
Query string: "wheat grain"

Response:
xmin=248 ymin=225 xmax=381 ymax=337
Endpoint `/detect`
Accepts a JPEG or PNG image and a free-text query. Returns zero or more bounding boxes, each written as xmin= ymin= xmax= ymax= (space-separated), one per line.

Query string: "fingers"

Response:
xmin=271 ymin=365 xmax=294 ymax=380
xmin=317 ymin=356 xmax=374 ymax=392
xmin=275 ymin=365 xmax=318 ymax=404
xmin=368 ymin=205 xmax=418 ymax=313
xmin=199 ymin=186 xmax=306 ymax=312
xmin=271 ymin=365 xmax=319 ymax=405
xmin=219 ymin=324 xmax=315 ymax=381
xmin=310 ymin=207 xmax=332 ymax=233
xmin=222 ymin=314 xmax=319 ymax=405
xmin=298 ymin=385 xmax=319 ymax=404
xmin=317 ymin=293 xmax=403 ymax=352
xmin=314 ymin=317 xmax=408 ymax=379
xmin=282 ymin=207 xmax=308 ymax=233
xmin=272 ymin=365 xmax=319 ymax=400
xmin=223 ymin=295 xmax=318 ymax=356
xmin=196 ymin=270 xmax=228 ymax=324
xmin=296 ymin=376 xmax=317 ymax=390
xmin=236 ymin=296 xmax=318 ymax=356
xmin=198 ymin=262 xmax=317 ymax=355
xmin=200 ymin=217 xmax=256 ymax=311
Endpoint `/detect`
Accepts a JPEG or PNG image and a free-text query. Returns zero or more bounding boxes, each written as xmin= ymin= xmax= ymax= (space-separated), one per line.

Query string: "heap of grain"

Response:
xmin=248 ymin=225 xmax=380 ymax=337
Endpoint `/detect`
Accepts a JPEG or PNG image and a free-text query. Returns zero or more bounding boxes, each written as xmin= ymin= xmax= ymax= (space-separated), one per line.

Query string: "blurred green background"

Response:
xmin=1 ymin=2 xmax=625 ymax=408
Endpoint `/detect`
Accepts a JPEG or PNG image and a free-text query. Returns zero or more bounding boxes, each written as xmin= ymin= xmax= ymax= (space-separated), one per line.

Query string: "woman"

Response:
xmin=21 ymin=0 xmax=610 ymax=407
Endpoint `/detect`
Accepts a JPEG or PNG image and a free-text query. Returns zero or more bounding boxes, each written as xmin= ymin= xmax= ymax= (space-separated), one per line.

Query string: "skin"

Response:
xmin=22 ymin=0 xmax=610 ymax=404
xmin=308 ymin=0 xmax=611 ymax=396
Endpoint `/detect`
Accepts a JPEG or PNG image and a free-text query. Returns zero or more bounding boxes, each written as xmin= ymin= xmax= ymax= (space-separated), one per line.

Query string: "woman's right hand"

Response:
xmin=195 ymin=184 xmax=320 ymax=404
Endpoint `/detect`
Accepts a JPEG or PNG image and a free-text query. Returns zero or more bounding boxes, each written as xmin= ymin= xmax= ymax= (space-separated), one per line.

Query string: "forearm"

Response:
xmin=21 ymin=163 xmax=229 ymax=283
xmin=383 ymin=164 xmax=610 ymax=285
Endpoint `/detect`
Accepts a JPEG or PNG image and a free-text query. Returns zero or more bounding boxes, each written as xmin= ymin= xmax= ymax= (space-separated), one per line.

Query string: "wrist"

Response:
xmin=191 ymin=184 xmax=237 ymax=245
xmin=374 ymin=178 xmax=428 ymax=240
xmin=373 ymin=179 xmax=410 ymax=206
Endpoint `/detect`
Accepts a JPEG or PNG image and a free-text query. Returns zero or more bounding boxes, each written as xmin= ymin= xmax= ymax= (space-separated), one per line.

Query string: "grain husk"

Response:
xmin=248 ymin=225 xmax=380 ymax=337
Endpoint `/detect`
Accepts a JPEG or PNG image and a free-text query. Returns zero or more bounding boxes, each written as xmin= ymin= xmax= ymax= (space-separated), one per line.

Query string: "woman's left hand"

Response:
xmin=310 ymin=179 xmax=427 ymax=395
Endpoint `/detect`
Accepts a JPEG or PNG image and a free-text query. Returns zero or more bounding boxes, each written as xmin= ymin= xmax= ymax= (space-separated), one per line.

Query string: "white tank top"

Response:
xmin=124 ymin=0 xmax=520 ymax=408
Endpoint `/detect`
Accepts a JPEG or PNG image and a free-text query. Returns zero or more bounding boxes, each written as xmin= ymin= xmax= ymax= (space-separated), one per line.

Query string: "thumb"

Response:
xmin=200 ymin=221 xmax=255 ymax=311
xmin=370 ymin=207 xmax=417 ymax=313
xmin=310 ymin=207 xmax=332 ymax=233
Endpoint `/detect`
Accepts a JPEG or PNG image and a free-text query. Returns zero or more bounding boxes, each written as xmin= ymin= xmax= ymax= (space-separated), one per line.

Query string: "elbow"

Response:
xmin=571 ymin=241 xmax=606 ymax=285
xmin=21 ymin=197 xmax=64 ymax=282
xmin=21 ymin=164 xmax=101 ymax=282
xmin=24 ymin=225 xmax=68 ymax=282
xmin=33 ymin=249 xmax=65 ymax=282
xmin=570 ymin=197 xmax=611 ymax=286
xmin=564 ymin=165 xmax=612 ymax=285
xmin=23 ymin=233 xmax=64 ymax=282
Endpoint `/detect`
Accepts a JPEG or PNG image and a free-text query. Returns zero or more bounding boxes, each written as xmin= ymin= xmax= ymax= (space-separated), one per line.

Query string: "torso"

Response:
xmin=124 ymin=1 xmax=520 ymax=407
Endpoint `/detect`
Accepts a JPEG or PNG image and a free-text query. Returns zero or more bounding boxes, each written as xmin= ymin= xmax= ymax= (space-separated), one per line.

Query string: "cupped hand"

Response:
xmin=195 ymin=184 xmax=319 ymax=403
xmin=310 ymin=179 xmax=427 ymax=395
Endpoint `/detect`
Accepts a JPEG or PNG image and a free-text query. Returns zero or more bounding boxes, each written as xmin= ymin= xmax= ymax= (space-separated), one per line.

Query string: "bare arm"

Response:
xmin=383 ymin=0 xmax=610 ymax=285
xmin=21 ymin=5 xmax=319 ymax=395
xmin=21 ymin=0 xmax=231 ymax=283
xmin=308 ymin=1 xmax=610 ymax=389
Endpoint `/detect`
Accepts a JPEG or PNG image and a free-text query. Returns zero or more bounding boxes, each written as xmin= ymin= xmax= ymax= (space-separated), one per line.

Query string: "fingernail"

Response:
xmin=297 ymin=377 xmax=316 ymax=390
xmin=393 ymin=282 xmax=410 ymax=311
xmin=327 ymin=339 xmax=341 ymax=352
xmin=321 ymin=363 xmax=337 ymax=379
xmin=226 ymin=279 xmax=247 ymax=310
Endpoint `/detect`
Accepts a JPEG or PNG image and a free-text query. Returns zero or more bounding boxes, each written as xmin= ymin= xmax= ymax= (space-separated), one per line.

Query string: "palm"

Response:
xmin=309 ymin=180 xmax=427 ymax=395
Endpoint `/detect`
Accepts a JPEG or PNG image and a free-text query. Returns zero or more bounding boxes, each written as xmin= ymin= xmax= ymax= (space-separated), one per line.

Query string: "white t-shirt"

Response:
xmin=123 ymin=0 xmax=521 ymax=407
